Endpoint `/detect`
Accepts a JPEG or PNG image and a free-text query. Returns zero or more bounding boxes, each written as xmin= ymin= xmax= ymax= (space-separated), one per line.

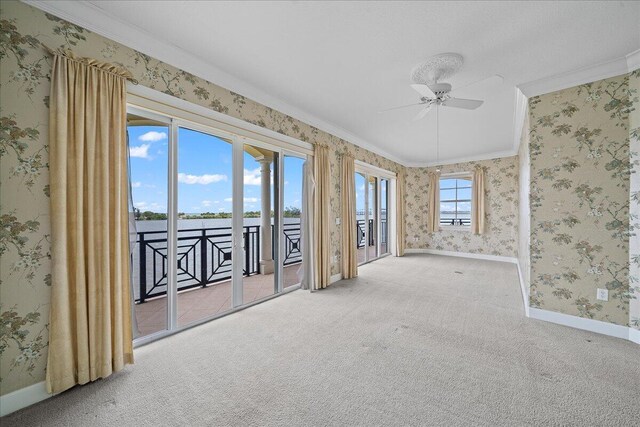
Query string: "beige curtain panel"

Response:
xmin=47 ymin=50 xmax=134 ymax=394
xmin=427 ymin=172 xmax=440 ymax=233
xmin=396 ymin=171 xmax=406 ymax=256
xmin=341 ymin=154 xmax=358 ymax=278
xmin=471 ymin=166 xmax=486 ymax=235
xmin=313 ymin=144 xmax=331 ymax=289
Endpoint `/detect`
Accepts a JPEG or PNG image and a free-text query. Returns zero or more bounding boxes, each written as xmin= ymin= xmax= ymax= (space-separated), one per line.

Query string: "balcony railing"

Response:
xmin=356 ymin=219 xmax=387 ymax=249
xmin=135 ymin=223 xmax=302 ymax=303
xmin=135 ymin=219 xmax=386 ymax=303
xmin=440 ymin=218 xmax=471 ymax=226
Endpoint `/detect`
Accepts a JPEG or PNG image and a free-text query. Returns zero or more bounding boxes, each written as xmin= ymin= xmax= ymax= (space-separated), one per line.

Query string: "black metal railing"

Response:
xmin=356 ymin=219 xmax=387 ymax=249
xmin=440 ymin=218 xmax=471 ymax=226
xmin=135 ymin=223 xmax=301 ymax=303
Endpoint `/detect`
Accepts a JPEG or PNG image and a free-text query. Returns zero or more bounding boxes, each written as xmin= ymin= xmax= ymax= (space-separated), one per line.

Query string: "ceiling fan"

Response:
xmin=380 ymin=53 xmax=501 ymax=120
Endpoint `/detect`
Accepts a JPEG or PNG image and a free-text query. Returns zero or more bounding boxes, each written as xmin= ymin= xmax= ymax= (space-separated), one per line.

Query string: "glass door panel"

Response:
xmin=368 ymin=176 xmax=378 ymax=261
xmin=176 ymin=127 xmax=234 ymax=327
xmin=243 ymin=144 xmax=279 ymax=304
xmin=128 ymin=113 xmax=169 ymax=339
xmin=282 ymin=155 xmax=305 ymax=289
xmin=355 ymin=172 xmax=367 ymax=265
xmin=380 ymin=178 xmax=389 ymax=255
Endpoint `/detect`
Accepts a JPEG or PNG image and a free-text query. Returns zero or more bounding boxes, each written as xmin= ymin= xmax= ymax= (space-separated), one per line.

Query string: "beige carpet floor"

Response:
xmin=3 ymin=254 xmax=639 ymax=426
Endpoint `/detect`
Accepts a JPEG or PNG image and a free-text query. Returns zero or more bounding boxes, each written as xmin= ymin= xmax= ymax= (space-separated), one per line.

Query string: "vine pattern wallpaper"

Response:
xmin=0 ymin=2 xmax=404 ymax=395
xmin=404 ymin=156 xmax=519 ymax=258
xmin=528 ymin=72 xmax=637 ymax=327
xmin=628 ymin=69 xmax=640 ymax=330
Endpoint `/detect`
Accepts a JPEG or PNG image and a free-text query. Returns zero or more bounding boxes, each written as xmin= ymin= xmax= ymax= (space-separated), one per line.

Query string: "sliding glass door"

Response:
xmin=128 ymin=106 xmax=308 ymax=343
xmin=242 ymin=143 xmax=278 ymax=304
xmin=176 ymin=126 xmax=234 ymax=327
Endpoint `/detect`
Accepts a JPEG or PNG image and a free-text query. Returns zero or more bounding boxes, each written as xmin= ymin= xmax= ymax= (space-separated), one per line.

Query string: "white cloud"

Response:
xmin=178 ymin=173 xmax=228 ymax=185
xmin=244 ymin=168 xmax=262 ymax=185
xmin=224 ymin=197 xmax=259 ymax=203
xmin=139 ymin=131 xmax=167 ymax=142
xmin=243 ymin=168 xmax=274 ymax=186
xmin=131 ymin=181 xmax=142 ymax=188
xmin=129 ymin=144 xmax=151 ymax=159
xmin=202 ymin=200 xmax=212 ymax=207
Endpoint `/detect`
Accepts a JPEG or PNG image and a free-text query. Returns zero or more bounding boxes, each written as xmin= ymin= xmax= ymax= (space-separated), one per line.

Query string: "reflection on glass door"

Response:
xmin=243 ymin=144 xmax=279 ymax=304
xmin=380 ymin=178 xmax=389 ymax=255
xmin=128 ymin=112 xmax=169 ymax=339
xmin=176 ymin=127 xmax=234 ymax=327
xmin=368 ymin=176 xmax=378 ymax=261
xmin=282 ymin=155 xmax=305 ymax=289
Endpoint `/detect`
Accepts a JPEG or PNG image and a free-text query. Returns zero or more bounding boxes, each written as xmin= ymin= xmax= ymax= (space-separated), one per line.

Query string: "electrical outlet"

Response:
xmin=596 ymin=288 xmax=609 ymax=301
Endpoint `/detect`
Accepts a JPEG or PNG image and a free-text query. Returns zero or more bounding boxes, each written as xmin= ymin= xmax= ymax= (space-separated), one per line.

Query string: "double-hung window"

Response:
xmin=439 ymin=174 xmax=472 ymax=229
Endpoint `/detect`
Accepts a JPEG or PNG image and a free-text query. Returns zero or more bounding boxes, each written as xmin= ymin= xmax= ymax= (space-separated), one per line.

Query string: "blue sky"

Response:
xmin=128 ymin=125 xmax=304 ymax=214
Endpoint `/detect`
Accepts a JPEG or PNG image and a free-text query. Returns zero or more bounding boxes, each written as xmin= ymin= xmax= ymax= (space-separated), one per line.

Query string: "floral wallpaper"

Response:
xmin=528 ymin=72 xmax=637 ymax=327
xmin=404 ymin=156 xmax=519 ymax=257
xmin=0 ymin=2 xmax=405 ymax=395
xmin=629 ymin=68 xmax=640 ymax=331
xmin=518 ymin=113 xmax=531 ymax=296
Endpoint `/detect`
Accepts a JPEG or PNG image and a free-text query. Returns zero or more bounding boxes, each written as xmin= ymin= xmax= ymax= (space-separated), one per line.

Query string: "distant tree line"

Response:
xmin=134 ymin=206 xmax=301 ymax=220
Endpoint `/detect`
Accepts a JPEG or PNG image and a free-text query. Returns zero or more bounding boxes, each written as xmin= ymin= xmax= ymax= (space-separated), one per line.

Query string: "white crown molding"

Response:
xmin=627 ymin=49 xmax=640 ymax=72
xmin=404 ymin=148 xmax=519 ymax=168
xmin=0 ymin=381 xmax=52 ymax=416
xmin=511 ymin=88 xmax=528 ymax=154
xmin=517 ymin=55 xmax=632 ymax=98
xmin=23 ymin=0 xmax=406 ymax=166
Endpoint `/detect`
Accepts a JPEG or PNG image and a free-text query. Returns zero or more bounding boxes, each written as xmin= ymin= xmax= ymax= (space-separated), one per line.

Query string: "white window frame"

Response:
xmin=438 ymin=171 xmax=473 ymax=232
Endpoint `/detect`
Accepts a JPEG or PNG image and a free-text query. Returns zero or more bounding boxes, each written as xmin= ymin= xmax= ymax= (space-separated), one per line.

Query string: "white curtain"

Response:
xmin=298 ymin=160 xmax=316 ymax=290
xmin=471 ymin=166 xmax=486 ymax=235
xmin=126 ymin=130 xmax=140 ymax=338
xmin=427 ymin=172 xmax=440 ymax=233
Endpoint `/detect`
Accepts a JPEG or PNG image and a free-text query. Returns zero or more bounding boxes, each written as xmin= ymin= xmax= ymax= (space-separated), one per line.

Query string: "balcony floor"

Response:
xmin=134 ymin=263 xmax=302 ymax=338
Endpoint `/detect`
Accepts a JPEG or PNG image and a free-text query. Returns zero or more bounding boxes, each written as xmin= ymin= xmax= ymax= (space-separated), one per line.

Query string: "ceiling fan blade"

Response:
xmin=410 ymin=83 xmax=436 ymax=99
xmin=450 ymin=74 xmax=504 ymax=94
xmin=442 ymin=98 xmax=484 ymax=110
xmin=413 ymin=104 xmax=433 ymax=121
xmin=378 ymin=102 xmax=424 ymax=113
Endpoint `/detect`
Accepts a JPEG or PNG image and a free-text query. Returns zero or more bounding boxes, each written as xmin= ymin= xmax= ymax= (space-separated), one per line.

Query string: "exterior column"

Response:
xmin=257 ymin=157 xmax=274 ymax=274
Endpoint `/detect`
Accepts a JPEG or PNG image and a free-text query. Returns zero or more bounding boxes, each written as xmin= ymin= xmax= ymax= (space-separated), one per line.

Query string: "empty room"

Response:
xmin=1 ymin=1 xmax=639 ymax=425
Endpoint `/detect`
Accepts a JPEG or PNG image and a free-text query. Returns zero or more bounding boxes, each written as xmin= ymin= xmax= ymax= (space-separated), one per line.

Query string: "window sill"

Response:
xmin=439 ymin=226 xmax=471 ymax=232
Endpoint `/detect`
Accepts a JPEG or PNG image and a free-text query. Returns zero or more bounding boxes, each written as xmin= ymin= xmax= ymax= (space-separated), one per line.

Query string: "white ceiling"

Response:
xmin=32 ymin=1 xmax=640 ymax=166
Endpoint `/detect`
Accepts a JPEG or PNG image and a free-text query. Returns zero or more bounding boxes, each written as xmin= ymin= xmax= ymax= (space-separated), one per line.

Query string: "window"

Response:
xmin=439 ymin=175 xmax=472 ymax=228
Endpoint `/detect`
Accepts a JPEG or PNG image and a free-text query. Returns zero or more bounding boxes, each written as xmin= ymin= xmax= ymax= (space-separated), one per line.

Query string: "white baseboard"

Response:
xmin=404 ymin=248 xmax=518 ymax=264
xmin=516 ymin=261 xmax=530 ymax=317
xmin=330 ymin=273 xmax=343 ymax=284
xmin=529 ymin=308 xmax=637 ymax=343
xmin=0 ymin=381 xmax=52 ymax=417
xmin=404 ymin=248 xmax=639 ymax=344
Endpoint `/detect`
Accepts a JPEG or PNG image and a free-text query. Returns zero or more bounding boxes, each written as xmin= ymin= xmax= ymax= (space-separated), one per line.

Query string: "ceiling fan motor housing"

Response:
xmin=429 ymin=83 xmax=452 ymax=96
